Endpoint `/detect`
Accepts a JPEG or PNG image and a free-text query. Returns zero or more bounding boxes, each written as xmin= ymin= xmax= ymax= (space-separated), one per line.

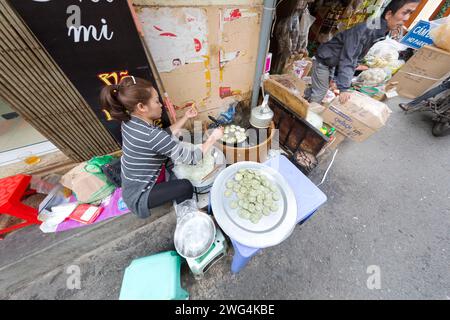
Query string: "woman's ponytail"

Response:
xmin=100 ymin=84 xmax=131 ymax=122
xmin=100 ymin=76 xmax=154 ymax=122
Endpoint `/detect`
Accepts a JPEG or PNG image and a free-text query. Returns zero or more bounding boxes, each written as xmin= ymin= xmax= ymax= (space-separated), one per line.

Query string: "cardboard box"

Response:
xmin=320 ymin=91 xmax=392 ymax=142
xmin=388 ymin=45 xmax=450 ymax=99
xmin=316 ymin=129 xmax=346 ymax=163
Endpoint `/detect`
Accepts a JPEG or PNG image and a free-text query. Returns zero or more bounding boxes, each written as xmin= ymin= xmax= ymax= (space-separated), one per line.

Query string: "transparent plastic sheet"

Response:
xmin=30 ymin=174 xmax=62 ymax=195
xmin=297 ymin=7 xmax=316 ymax=52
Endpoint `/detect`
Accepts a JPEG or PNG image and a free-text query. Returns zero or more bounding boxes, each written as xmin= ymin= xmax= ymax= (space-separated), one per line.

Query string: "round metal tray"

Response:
xmin=210 ymin=161 xmax=297 ymax=248
xmin=174 ymin=211 xmax=216 ymax=259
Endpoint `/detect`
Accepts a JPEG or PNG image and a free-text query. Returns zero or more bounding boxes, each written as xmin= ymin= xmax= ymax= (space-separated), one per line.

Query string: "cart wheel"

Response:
xmin=432 ymin=121 xmax=450 ymax=137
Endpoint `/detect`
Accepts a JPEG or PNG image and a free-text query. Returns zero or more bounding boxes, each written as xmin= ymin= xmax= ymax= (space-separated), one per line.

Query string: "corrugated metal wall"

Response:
xmin=0 ymin=1 xmax=120 ymax=162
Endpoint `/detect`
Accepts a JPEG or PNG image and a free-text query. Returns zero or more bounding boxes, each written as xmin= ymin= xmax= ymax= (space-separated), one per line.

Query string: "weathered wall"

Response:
xmin=133 ymin=0 xmax=263 ymax=124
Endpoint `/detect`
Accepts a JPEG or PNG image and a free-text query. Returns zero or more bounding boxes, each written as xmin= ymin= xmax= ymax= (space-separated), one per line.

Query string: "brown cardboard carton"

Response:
xmin=320 ymin=91 xmax=392 ymax=142
xmin=316 ymin=129 xmax=346 ymax=163
xmin=388 ymin=45 xmax=450 ymax=99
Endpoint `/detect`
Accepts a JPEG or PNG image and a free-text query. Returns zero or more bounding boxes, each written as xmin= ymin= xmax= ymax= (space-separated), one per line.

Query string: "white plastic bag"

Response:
xmin=430 ymin=17 xmax=450 ymax=52
xmin=358 ymin=68 xmax=390 ymax=86
xmin=365 ymin=38 xmax=403 ymax=68
xmin=174 ymin=199 xmax=198 ymax=221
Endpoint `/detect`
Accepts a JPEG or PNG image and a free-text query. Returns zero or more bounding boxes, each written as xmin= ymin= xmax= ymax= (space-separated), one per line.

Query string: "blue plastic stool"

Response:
xmin=229 ymin=155 xmax=327 ymax=273
xmin=119 ymin=251 xmax=189 ymax=300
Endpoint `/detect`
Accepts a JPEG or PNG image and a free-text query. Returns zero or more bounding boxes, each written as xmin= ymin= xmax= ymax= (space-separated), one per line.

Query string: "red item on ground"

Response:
xmin=69 ymin=204 xmax=103 ymax=224
xmin=0 ymin=174 xmax=40 ymax=235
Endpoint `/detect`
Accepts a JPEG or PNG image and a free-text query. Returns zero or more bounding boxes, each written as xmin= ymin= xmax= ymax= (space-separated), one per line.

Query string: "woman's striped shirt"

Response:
xmin=121 ymin=115 xmax=202 ymax=218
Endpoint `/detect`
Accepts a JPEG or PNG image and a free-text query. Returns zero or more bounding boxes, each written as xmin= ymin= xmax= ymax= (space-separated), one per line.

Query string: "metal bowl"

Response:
xmin=174 ymin=211 xmax=216 ymax=259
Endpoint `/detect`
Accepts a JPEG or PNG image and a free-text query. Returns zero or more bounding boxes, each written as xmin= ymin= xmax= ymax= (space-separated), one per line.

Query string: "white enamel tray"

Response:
xmin=210 ymin=161 xmax=297 ymax=248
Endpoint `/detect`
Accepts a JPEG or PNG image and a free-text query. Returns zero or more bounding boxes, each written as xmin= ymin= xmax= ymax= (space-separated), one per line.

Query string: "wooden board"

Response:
xmin=263 ymin=75 xmax=309 ymax=119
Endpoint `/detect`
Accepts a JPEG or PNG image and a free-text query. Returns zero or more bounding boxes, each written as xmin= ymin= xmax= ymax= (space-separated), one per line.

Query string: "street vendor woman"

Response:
xmin=100 ymin=76 xmax=224 ymax=218
xmin=305 ymin=0 xmax=419 ymax=105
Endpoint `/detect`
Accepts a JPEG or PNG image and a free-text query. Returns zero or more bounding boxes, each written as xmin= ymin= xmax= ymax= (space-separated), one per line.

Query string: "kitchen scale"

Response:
xmin=185 ymin=227 xmax=228 ymax=279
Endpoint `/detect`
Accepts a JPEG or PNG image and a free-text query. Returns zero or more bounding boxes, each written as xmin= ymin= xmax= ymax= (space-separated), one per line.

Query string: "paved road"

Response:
xmin=184 ymin=96 xmax=450 ymax=300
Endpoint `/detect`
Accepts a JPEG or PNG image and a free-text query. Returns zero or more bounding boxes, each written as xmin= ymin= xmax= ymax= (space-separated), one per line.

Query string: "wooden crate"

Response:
xmin=268 ymin=95 xmax=329 ymax=174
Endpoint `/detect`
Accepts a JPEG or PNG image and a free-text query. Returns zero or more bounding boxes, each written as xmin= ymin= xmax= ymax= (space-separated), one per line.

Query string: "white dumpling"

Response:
xmin=250 ymin=214 xmax=261 ymax=224
xmin=270 ymin=203 xmax=279 ymax=212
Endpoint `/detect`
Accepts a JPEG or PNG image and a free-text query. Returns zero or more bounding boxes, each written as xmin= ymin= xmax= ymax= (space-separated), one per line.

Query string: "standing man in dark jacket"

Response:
xmin=306 ymin=0 xmax=420 ymax=104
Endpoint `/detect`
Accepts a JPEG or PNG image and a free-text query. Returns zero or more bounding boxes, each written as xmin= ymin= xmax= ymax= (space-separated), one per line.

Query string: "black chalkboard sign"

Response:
xmin=8 ymin=0 xmax=168 ymax=144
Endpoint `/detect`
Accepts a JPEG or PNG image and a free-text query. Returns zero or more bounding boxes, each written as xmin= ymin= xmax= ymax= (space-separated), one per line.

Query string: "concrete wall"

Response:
xmin=133 ymin=0 xmax=264 ymax=124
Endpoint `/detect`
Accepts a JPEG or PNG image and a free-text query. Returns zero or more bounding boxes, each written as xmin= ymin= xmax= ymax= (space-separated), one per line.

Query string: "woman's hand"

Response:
xmin=170 ymin=105 xmax=197 ymax=136
xmin=184 ymin=106 xmax=198 ymax=119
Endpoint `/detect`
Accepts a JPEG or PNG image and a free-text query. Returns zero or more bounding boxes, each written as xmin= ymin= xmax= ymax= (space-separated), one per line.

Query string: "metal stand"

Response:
xmin=185 ymin=228 xmax=228 ymax=280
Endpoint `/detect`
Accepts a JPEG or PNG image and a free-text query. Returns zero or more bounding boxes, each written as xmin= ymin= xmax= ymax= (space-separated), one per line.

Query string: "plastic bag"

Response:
xmin=30 ymin=174 xmax=62 ymax=194
xmin=297 ymin=7 xmax=316 ymax=52
xmin=305 ymin=110 xmax=323 ymax=130
xmin=430 ymin=17 xmax=450 ymax=52
xmin=273 ymin=4 xmax=314 ymax=73
xmin=39 ymin=203 xmax=78 ymax=233
xmin=358 ymin=68 xmax=390 ymax=86
xmin=365 ymin=39 xmax=401 ymax=68
xmin=365 ymin=37 xmax=409 ymax=71
xmin=173 ymin=199 xmax=215 ymax=258
xmin=61 ymin=158 xmax=116 ymax=204
xmin=174 ymin=199 xmax=198 ymax=221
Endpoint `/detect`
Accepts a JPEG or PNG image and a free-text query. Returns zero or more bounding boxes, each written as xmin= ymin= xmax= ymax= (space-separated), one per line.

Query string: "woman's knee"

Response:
xmin=179 ymin=179 xmax=194 ymax=196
